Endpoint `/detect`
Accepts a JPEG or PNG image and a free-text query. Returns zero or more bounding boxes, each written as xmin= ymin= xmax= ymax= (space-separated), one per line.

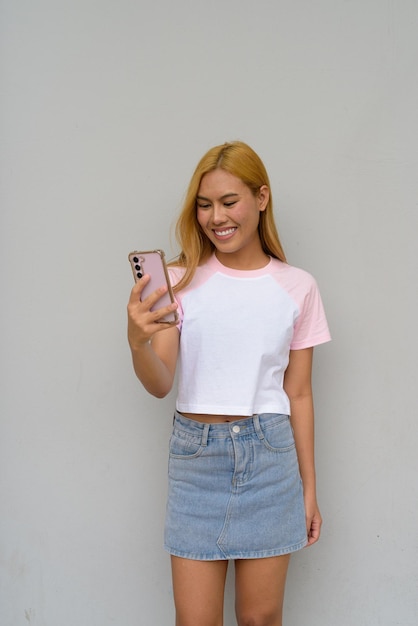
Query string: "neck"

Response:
xmin=214 ymin=248 xmax=270 ymax=271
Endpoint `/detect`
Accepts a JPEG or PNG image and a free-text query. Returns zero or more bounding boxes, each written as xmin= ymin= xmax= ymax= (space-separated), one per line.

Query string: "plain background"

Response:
xmin=1 ymin=1 xmax=417 ymax=624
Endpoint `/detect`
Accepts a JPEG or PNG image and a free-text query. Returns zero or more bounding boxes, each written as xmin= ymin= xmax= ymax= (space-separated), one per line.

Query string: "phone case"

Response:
xmin=128 ymin=249 xmax=178 ymax=324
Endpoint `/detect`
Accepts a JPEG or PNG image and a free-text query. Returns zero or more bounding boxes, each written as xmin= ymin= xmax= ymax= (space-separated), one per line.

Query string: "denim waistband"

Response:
xmin=173 ymin=410 xmax=289 ymax=442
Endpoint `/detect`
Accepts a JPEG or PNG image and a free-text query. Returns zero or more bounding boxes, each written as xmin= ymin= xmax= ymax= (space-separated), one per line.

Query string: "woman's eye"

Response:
xmin=197 ymin=203 xmax=211 ymax=209
xmin=224 ymin=201 xmax=237 ymax=207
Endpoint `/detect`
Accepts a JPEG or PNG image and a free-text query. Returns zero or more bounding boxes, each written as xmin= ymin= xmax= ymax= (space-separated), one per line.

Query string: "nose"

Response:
xmin=212 ymin=203 xmax=227 ymax=224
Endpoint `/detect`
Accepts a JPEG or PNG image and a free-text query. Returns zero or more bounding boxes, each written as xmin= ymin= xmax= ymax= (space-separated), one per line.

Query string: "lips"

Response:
xmin=213 ymin=227 xmax=237 ymax=238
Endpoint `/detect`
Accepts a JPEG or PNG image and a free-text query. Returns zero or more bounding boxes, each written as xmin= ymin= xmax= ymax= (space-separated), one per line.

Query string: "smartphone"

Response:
xmin=128 ymin=249 xmax=178 ymax=324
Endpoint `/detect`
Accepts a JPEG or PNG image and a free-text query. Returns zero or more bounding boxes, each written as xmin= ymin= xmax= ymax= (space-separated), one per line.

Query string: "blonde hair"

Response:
xmin=172 ymin=141 xmax=286 ymax=291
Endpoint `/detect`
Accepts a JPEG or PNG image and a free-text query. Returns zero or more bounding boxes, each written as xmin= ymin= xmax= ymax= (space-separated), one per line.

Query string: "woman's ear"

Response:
xmin=258 ymin=185 xmax=270 ymax=212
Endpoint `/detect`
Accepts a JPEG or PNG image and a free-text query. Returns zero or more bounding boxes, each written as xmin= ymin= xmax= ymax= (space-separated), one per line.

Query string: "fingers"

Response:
xmin=127 ymin=276 xmax=178 ymax=347
xmin=305 ymin=512 xmax=322 ymax=547
xmin=128 ymin=274 xmax=150 ymax=302
xmin=147 ymin=301 xmax=178 ymax=326
xmin=129 ymin=275 xmax=170 ymax=311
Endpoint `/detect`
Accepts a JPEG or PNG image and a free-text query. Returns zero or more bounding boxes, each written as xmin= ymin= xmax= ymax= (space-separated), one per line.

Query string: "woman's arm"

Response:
xmin=127 ymin=275 xmax=180 ymax=398
xmin=284 ymin=347 xmax=322 ymax=546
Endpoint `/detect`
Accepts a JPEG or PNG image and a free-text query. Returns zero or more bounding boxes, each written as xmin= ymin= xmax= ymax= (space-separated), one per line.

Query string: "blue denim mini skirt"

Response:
xmin=164 ymin=411 xmax=307 ymax=561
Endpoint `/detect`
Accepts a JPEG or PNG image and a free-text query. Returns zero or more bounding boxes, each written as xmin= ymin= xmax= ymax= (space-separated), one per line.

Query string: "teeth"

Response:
xmin=214 ymin=228 xmax=236 ymax=236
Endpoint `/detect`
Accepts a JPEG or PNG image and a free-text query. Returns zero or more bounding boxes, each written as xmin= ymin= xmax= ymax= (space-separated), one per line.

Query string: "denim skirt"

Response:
xmin=164 ymin=411 xmax=307 ymax=561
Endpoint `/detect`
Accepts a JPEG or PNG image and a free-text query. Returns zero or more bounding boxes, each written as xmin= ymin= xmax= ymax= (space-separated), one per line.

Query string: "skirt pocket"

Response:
xmin=258 ymin=415 xmax=296 ymax=453
xmin=169 ymin=429 xmax=205 ymax=459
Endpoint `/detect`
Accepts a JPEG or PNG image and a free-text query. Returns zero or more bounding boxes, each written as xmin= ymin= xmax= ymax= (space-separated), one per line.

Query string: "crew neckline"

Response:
xmin=209 ymin=252 xmax=273 ymax=277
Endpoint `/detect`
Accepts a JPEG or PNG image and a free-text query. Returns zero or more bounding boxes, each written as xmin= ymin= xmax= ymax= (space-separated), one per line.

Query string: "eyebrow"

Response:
xmin=196 ymin=193 xmax=240 ymax=201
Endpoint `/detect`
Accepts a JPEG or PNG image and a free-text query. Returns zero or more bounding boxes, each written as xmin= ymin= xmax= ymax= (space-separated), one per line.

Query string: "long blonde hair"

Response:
xmin=172 ymin=141 xmax=286 ymax=291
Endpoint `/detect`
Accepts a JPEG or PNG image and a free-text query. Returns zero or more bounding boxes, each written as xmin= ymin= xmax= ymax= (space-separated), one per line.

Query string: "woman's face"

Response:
xmin=196 ymin=169 xmax=269 ymax=267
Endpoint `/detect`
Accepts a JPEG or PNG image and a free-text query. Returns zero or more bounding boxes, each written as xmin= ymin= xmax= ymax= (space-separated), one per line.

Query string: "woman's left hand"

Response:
xmin=304 ymin=496 xmax=322 ymax=546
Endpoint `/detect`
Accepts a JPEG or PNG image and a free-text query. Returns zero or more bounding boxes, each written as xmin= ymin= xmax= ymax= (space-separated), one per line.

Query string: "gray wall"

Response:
xmin=1 ymin=1 xmax=417 ymax=624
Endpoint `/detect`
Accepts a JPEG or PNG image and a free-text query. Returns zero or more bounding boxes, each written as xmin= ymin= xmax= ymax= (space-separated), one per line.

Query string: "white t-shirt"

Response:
xmin=168 ymin=253 xmax=331 ymax=416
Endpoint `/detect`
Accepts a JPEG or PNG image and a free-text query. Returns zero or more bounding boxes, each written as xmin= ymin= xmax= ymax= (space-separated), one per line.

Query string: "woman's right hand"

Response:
xmin=127 ymin=275 xmax=178 ymax=350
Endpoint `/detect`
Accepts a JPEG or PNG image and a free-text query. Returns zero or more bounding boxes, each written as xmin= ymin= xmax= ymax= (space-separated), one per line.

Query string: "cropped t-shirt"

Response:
xmin=168 ymin=253 xmax=331 ymax=416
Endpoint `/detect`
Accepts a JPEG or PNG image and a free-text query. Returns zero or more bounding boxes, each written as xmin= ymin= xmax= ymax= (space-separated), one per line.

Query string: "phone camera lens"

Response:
xmin=132 ymin=256 xmax=139 ymax=263
xmin=136 ymin=272 xmax=142 ymax=279
xmin=135 ymin=264 xmax=141 ymax=270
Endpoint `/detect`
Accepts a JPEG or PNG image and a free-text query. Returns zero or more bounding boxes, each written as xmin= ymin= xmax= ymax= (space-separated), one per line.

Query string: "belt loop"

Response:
xmin=253 ymin=414 xmax=264 ymax=441
xmin=201 ymin=423 xmax=210 ymax=446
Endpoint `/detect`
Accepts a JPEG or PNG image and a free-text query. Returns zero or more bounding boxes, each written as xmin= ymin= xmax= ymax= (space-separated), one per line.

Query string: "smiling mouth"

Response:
xmin=213 ymin=227 xmax=237 ymax=237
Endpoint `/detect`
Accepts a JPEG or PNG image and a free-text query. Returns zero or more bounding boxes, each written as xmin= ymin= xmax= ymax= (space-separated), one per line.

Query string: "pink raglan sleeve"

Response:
xmin=290 ymin=272 xmax=331 ymax=350
xmin=167 ymin=266 xmax=185 ymax=331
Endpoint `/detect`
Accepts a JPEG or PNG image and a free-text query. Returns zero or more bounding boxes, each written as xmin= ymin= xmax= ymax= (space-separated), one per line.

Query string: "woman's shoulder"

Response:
xmin=269 ymin=258 xmax=321 ymax=297
xmin=168 ymin=253 xmax=216 ymax=290
xmin=271 ymin=257 xmax=316 ymax=281
xmin=167 ymin=264 xmax=187 ymax=288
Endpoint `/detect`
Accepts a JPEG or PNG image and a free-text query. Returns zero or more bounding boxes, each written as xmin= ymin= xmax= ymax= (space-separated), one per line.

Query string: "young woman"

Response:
xmin=127 ymin=141 xmax=331 ymax=626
